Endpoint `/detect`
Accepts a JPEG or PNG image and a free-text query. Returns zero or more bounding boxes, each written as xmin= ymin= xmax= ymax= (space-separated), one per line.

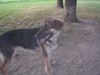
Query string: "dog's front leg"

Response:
xmin=43 ymin=55 xmax=52 ymax=75
xmin=42 ymin=44 xmax=53 ymax=75
xmin=36 ymin=39 xmax=53 ymax=75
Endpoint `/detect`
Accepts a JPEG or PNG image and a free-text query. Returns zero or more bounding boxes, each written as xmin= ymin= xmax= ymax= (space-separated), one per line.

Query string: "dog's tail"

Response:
xmin=0 ymin=51 xmax=5 ymax=68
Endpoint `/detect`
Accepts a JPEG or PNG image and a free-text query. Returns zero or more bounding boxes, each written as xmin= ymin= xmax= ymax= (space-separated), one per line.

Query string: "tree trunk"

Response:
xmin=64 ymin=0 xmax=78 ymax=22
xmin=57 ymin=0 xmax=64 ymax=8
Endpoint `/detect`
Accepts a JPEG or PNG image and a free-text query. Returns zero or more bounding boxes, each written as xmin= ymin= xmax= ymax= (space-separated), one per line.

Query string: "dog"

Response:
xmin=0 ymin=18 xmax=64 ymax=75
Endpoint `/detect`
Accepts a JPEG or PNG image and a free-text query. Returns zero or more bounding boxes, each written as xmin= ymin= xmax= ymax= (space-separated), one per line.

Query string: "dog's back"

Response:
xmin=0 ymin=28 xmax=40 ymax=49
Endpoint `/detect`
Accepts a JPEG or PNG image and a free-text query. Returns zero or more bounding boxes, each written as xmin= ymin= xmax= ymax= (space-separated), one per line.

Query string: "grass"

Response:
xmin=0 ymin=0 xmax=100 ymax=18
xmin=0 ymin=0 xmax=100 ymax=34
xmin=77 ymin=0 xmax=100 ymax=9
xmin=0 ymin=0 xmax=55 ymax=18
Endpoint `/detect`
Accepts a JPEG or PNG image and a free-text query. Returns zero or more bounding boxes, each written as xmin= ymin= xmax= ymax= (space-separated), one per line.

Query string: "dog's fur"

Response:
xmin=0 ymin=18 xmax=64 ymax=75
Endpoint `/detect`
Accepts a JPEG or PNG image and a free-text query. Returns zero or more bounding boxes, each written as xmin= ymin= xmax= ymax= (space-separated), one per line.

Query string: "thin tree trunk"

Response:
xmin=57 ymin=0 xmax=64 ymax=8
xmin=64 ymin=0 xmax=78 ymax=22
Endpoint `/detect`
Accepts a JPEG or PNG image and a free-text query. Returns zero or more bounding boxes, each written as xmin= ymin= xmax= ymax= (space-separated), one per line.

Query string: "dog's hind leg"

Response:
xmin=0 ymin=59 xmax=10 ymax=75
xmin=0 ymin=48 xmax=14 ymax=75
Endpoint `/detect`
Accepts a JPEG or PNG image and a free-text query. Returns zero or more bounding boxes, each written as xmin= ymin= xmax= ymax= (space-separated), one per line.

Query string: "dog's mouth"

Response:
xmin=45 ymin=40 xmax=58 ymax=54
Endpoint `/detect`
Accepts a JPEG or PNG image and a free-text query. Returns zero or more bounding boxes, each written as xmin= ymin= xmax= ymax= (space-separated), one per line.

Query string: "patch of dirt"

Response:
xmin=0 ymin=19 xmax=100 ymax=75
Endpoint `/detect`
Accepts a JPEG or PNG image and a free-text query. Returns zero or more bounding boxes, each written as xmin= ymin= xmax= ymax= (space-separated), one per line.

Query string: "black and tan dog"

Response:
xmin=0 ymin=18 xmax=64 ymax=75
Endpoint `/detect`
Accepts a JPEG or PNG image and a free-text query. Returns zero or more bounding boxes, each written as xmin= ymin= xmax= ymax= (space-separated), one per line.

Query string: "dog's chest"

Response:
xmin=45 ymin=31 xmax=60 ymax=54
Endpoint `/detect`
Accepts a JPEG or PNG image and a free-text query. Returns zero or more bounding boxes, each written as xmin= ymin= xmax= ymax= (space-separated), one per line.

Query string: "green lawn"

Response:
xmin=0 ymin=0 xmax=100 ymax=19
xmin=0 ymin=0 xmax=100 ymax=34
xmin=78 ymin=1 xmax=100 ymax=9
xmin=0 ymin=0 xmax=55 ymax=19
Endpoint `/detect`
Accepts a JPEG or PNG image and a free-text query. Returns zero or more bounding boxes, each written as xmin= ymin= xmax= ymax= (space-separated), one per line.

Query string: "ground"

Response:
xmin=3 ymin=19 xmax=99 ymax=75
xmin=0 ymin=0 xmax=100 ymax=75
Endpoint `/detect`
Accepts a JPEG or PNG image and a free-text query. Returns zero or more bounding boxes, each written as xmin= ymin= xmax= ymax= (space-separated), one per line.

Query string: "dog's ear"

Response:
xmin=44 ymin=18 xmax=54 ymax=30
xmin=53 ymin=19 xmax=64 ymax=30
xmin=44 ymin=18 xmax=64 ymax=30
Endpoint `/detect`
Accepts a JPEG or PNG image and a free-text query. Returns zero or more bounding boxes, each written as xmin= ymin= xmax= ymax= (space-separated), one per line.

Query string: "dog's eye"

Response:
xmin=48 ymin=40 xmax=52 ymax=43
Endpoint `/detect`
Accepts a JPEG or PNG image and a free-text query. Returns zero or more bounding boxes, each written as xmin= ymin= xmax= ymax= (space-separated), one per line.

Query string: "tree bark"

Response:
xmin=57 ymin=0 xmax=64 ymax=8
xmin=64 ymin=0 xmax=78 ymax=22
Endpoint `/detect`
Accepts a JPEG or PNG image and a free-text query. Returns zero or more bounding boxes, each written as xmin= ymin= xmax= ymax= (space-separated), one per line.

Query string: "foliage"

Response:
xmin=0 ymin=0 xmax=99 ymax=34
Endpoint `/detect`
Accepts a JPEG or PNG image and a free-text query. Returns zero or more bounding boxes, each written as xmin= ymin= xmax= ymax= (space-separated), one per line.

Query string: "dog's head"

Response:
xmin=41 ymin=18 xmax=64 ymax=53
xmin=36 ymin=18 xmax=64 ymax=54
xmin=43 ymin=18 xmax=64 ymax=31
xmin=36 ymin=18 xmax=64 ymax=39
xmin=41 ymin=18 xmax=64 ymax=43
